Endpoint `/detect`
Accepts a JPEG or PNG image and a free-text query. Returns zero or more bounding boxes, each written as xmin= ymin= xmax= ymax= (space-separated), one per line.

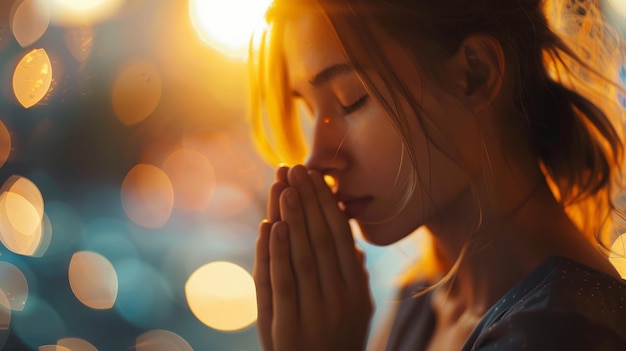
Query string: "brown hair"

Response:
xmin=249 ymin=0 xmax=626 ymax=280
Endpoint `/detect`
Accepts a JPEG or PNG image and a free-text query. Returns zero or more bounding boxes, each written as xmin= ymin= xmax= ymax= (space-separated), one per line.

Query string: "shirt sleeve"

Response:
xmin=473 ymin=310 xmax=626 ymax=351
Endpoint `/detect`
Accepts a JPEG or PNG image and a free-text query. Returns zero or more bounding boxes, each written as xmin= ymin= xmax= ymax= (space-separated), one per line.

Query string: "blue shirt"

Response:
xmin=386 ymin=256 xmax=626 ymax=350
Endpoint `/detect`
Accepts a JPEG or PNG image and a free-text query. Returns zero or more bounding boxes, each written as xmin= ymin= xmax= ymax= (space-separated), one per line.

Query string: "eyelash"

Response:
xmin=341 ymin=95 xmax=369 ymax=115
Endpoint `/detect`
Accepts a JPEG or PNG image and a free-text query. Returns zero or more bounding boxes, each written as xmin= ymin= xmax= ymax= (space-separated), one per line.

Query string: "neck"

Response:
xmin=425 ymin=177 xmax=598 ymax=317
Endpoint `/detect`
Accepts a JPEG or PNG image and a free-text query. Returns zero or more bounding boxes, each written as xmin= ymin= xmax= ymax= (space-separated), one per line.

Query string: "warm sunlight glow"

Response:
xmin=189 ymin=0 xmax=272 ymax=58
xmin=34 ymin=0 xmax=124 ymax=26
xmin=111 ymin=60 xmax=162 ymax=126
xmin=136 ymin=330 xmax=193 ymax=351
xmin=11 ymin=0 xmax=50 ymax=47
xmin=609 ymin=233 xmax=626 ymax=279
xmin=0 ymin=262 xmax=28 ymax=311
xmin=0 ymin=121 xmax=11 ymax=169
xmin=185 ymin=261 xmax=257 ymax=331
xmin=57 ymin=337 xmax=98 ymax=351
xmin=324 ymin=174 xmax=338 ymax=194
xmin=121 ymin=164 xmax=174 ymax=228
xmin=0 ymin=176 xmax=45 ymax=256
xmin=68 ymin=251 xmax=118 ymax=310
xmin=12 ymin=48 xmax=53 ymax=109
xmin=608 ymin=0 xmax=626 ymax=18
xmin=162 ymin=148 xmax=216 ymax=212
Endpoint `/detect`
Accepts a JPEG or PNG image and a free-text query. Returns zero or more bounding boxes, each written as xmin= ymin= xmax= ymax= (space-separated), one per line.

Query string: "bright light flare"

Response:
xmin=185 ymin=261 xmax=257 ymax=331
xmin=12 ymin=48 xmax=52 ymax=108
xmin=136 ymin=330 xmax=193 ymax=351
xmin=189 ymin=0 xmax=272 ymax=58
xmin=35 ymin=0 xmax=124 ymax=26
xmin=68 ymin=251 xmax=118 ymax=310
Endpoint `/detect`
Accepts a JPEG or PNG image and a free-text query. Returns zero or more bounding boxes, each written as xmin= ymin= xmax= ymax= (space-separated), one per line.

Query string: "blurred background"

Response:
xmin=0 ymin=0 xmax=624 ymax=350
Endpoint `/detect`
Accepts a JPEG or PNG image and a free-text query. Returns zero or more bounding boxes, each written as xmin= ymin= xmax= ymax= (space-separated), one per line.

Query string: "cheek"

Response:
xmin=351 ymin=108 xmax=406 ymax=177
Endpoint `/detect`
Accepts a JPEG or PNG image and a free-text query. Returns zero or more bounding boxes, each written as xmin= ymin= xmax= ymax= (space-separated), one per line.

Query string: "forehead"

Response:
xmin=282 ymin=12 xmax=346 ymax=87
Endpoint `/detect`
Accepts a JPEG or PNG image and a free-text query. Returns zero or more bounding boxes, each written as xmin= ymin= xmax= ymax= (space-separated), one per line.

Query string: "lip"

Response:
xmin=338 ymin=196 xmax=373 ymax=219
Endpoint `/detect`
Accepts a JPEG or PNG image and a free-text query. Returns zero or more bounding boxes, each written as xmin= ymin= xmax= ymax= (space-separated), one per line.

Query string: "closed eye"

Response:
xmin=342 ymin=95 xmax=369 ymax=115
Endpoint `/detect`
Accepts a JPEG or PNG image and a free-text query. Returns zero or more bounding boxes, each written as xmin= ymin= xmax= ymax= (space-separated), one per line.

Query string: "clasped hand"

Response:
xmin=254 ymin=165 xmax=374 ymax=351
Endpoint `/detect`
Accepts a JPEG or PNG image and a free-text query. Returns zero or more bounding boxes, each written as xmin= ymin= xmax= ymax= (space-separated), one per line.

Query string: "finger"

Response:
xmin=279 ymin=187 xmax=324 ymax=314
xmin=308 ymin=169 xmax=364 ymax=284
xmin=268 ymin=181 xmax=288 ymax=222
xmin=287 ymin=166 xmax=343 ymax=295
xmin=269 ymin=221 xmax=298 ymax=335
xmin=266 ymin=166 xmax=290 ymax=222
xmin=254 ymin=220 xmax=274 ymax=351
xmin=276 ymin=165 xmax=289 ymax=182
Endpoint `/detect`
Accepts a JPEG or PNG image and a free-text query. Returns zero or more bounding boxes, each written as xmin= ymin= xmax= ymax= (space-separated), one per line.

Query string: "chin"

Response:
xmin=355 ymin=218 xmax=421 ymax=246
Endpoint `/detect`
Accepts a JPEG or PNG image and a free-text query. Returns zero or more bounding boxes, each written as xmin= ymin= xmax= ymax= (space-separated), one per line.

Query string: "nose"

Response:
xmin=304 ymin=115 xmax=350 ymax=176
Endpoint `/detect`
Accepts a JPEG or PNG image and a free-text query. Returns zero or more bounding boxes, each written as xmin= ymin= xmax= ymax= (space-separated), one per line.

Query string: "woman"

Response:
xmin=249 ymin=0 xmax=626 ymax=350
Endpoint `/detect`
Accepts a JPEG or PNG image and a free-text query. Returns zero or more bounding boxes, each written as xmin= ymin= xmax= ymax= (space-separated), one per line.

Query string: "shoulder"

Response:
xmin=470 ymin=256 xmax=626 ymax=351
xmin=385 ymin=281 xmax=435 ymax=351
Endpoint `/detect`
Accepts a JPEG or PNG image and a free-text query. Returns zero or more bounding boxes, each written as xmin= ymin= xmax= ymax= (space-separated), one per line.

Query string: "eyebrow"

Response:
xmin=309 ymin=63 xmax=352 ymax=86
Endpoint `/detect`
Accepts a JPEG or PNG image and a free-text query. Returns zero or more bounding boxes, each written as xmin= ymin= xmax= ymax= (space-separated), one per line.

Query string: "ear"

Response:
xmin=445 ymin=34 xmax=505 ymax=114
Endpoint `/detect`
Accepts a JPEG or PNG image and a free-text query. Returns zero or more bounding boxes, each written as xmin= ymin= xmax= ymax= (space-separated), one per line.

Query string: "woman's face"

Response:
xmin=282 ymin=12 xmax=474 ymax=245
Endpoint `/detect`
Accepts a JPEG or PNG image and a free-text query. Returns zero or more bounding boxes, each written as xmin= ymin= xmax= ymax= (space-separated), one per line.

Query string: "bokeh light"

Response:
xmin=189 ymin=0 xmax=272 ymax=58
xmin=206 ymin=183 xmax=253 ymax=217
xmin=111 ymin=60 xmax=162 ymax=126
xmin=10 ymin=0 xmax=50 ymax=48
xmin=609 ymin=233 xmax=626 ymax=278
xmin=136 ymin=330 xmax=193 ymax=351
xmin=29 ymin=212 xmax=52 ymax=257
xmin=185 ymin=261 xmax=257 ymax=332
xmin=34 ymin=0 xmax=124 ymax=26
xmin=0 ymin=121 xmax=12 ymax=168
xmin=121 ymin=164 xmax=174 ymax=228
xmin=0 ymin=176 xmax=46 ymax=256
xmin=39 ymin=346 xmax=71 ymax=351
xmin=162 ymin=148 xmax=216 ymax=212
xmin=12 ymin=48 xmax=53 ymax=108
xmin=68 ymin=251 xmax=118 ymax=310
xmin=0 ymin=262 xmax=28 ymax=312
xmin=57 ymin=337 xmax=98 ymax=351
